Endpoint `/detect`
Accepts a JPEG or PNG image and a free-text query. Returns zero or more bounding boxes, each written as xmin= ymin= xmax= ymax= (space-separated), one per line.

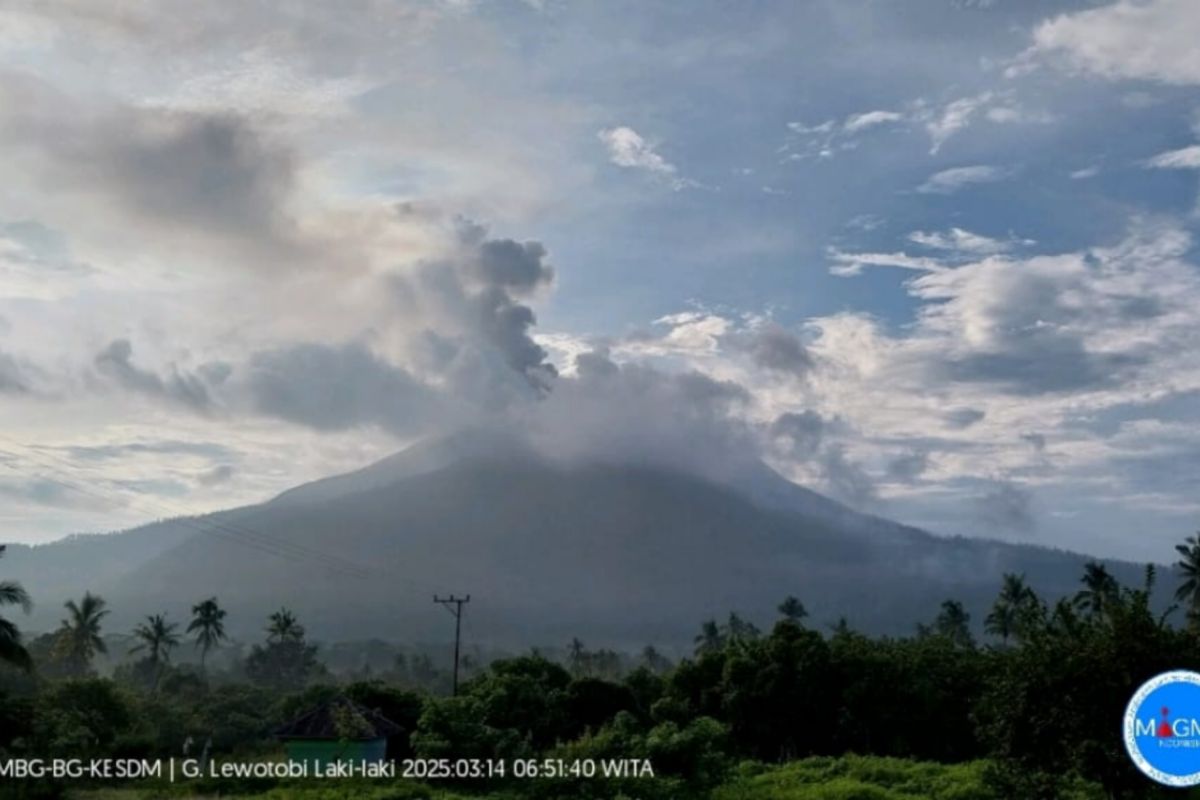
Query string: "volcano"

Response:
xmin=4 ymin=430 xmax=1166 ymax=647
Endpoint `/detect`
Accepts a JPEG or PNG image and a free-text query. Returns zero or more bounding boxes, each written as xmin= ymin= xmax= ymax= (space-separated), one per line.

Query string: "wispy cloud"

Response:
xmin=1145 ymin=144 xmax=1200 ymax=169
xmin=917 ymin=165 xmax=1006 ymax=194
xmin=907 ymin=227 xmax=1031 ymax=256
xmin=916 ymin=92 xmax=1052 ymax=154
xmin=783 ymin=109 xmax=902 ymax=161
xmin=827 ymin=248 xmax=948 ymax=277
xmin=787 ymin=93 xmax=1049 ymax=161
xmin=922 ymin=93 xmax=993 ymax=155
xmin=843 ymin=110 xmax=904 ymax=133
xmin=598 ymin=126 xmax=694 ymax=190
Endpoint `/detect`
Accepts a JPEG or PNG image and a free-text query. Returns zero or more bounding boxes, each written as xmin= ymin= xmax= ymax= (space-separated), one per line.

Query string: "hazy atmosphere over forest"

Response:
xmin=2 ymin=0 xmax=1200 ymax=563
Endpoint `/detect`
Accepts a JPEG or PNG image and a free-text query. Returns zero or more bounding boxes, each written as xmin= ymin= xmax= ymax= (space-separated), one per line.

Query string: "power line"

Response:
xmin=0 ymin=451 xmax=366 ymax=579
xmin=434 ymin=594 xmax=470 ymax=696
xmin=0 ymin=435 xmax=469 ymax=626
xmin=0 ymin=439 xmax=377 ymax=580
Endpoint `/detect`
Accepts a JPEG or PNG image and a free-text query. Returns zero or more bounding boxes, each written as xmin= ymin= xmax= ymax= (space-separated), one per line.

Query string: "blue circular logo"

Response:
xmin=1124 ymin=670 xmax=1200 ymax=787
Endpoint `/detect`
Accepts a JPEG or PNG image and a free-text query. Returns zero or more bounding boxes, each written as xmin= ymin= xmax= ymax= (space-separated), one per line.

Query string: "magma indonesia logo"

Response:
xmin=1124 ymin=670 xmax=1200 ymax=787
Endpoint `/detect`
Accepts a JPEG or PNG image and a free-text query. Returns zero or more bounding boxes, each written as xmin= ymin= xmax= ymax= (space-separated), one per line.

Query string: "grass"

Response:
xmin=712 ymin=755 xmax=1101 ymax=800
xmin=65 ymin=755 xmax=1108 ymax=800
xmin=69 ymin=782 xmax=473 ymax=800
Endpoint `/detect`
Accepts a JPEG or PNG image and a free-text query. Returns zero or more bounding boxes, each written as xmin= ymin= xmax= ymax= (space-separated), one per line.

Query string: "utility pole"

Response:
xmin=434 ymin=594 xmax=470 ymax=696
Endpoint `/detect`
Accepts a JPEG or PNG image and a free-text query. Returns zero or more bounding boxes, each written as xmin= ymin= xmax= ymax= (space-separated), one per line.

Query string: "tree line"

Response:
xmin=5 ymin=536 xmax=1200 ymax=799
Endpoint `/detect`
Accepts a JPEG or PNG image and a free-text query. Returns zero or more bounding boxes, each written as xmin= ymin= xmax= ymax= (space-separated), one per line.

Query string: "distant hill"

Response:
xmin=3 ymin=430 xmax=1173 ymax=647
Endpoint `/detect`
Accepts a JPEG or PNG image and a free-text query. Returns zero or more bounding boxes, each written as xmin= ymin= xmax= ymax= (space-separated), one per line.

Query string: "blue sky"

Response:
xmin=1 ymin=0 xmax=1199 ymax=562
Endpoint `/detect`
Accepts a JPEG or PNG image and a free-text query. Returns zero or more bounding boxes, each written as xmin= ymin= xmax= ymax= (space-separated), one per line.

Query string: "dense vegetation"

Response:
xmin=4 ymin=538 xmax=1200 ymax=798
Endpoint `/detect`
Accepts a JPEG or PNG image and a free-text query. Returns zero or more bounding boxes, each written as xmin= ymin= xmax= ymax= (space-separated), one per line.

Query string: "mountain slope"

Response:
xmin=6 ymin=435 xmax=1170 ymax=646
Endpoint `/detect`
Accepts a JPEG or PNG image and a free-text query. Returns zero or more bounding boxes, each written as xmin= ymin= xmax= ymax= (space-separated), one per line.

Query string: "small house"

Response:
xmin=275 ymin=696 xmax=403 ymax=768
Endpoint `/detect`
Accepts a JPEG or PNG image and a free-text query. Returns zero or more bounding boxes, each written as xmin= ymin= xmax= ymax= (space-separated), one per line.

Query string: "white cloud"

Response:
xmin=1025 ymin=0 xmax=1200 ymax=85
xmin=787 ymin=120 xmax=835 ymax=135
xmin=650 ymin=312 xmax=731 ymax=354
xmin=907 ymin=228 xmax=1027 ymax=255
xmin=845 ymin=214 xmax=886 ymax=232
xmin=913 ymin=92 xmax=1053 ymax=154
xmin=923 ymin=93 xmax=992 ymax=154
xmin=1145 ymin=144 xmax=1200 ymax=170
xmin=787 ymin=94 xmax=1048 ymax=161
xmin=984 ymin=104 xmax=1054 ymax=125
xmin=827 ymin=248 xmax=948 ymax=277
xmin=802 ymin=224 xmax=1200 ymax=545
xmin=843 ymin=110 xmax=903 ymax=133
xmin=2 ymin=0 xmax=1198 ymax=562
xmin=783 ymin=110 xmax=903 ymax=162
xmin=590 ymin=224 xmax=1200 ymax=545
xmin=598 ymin=126 xmax=693 ymax=190
xmin=917 ymin=165 xmax=1006 ymax=194
xmin=825 ymin=225 xmax=1200 ymax=398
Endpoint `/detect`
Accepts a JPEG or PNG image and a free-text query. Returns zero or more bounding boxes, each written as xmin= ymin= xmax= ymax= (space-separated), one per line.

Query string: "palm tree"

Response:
xmin=131 ymin=614 xmax=181 ymax=663
xmin=1142 ymin=564 xmax=1178 ymax=628
xmin=1074 ymin=561 xmax=1119 ymax=618
xmin=1175 ymin=534 xmax=1200 ymax=630
xmin=778 ymin=596 xmax=809 ymax=624
xmin=266 ymin=608 xmax=304 ymax=643
xmin=693 ymin=619 xmax=724 ymax=656
xmin=934 ymin=599 xmax=974 ymax=648
xmin=0 ymin=545 xmax=32 ymax=671
xmin=723 ymin=612 xmax=760 ymax=645
xmin=187 ymin=597 xmax=227 ymax=671
xmin=1050 ymin=597 xmax=1083 ymax=639
xmin=58 ymin=592 xmax=109 ymax=676
xmin=985 ymin=573 xmax=1032 ymax=645
xmin=130 ymin=614 xmax=181 ymax=689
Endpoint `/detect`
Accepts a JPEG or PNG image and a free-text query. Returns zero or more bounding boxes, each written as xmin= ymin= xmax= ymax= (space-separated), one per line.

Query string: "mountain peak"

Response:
xmin=270 ymin=427 xmax=534 ymax=507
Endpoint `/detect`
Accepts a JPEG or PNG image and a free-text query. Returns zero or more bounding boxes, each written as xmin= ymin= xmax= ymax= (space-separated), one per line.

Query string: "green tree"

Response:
xmin=693 ymin=619 xmax=724 ymax=656
xmin=624 ymin=665 xmax=666 ymax=722
xmin=187 ymin=597 xmax=227 ymax=671
xmin=56 ymin=592 xmax=109 ymax=676
xmin=588 ymin=648 xmax=622 ymax=679
xmin=464 ymin=654 xmax=573 ymax=749
xmin=33 ymin=679 xmax=135 ymax=757
xmin=777 ymin=595 xmax=808 ymax=624
xmin=413 ymin=694 xmax=527 ymax=762
xmin=932 ymin=599 xmax=975 ymax=649
xmin=640 ymin=645 xmax=672 ymax=674
xmin=415 ymin=654 xmax=572 ymax=759
xmin=129 ymin=614 xmax=180 ymax=692
xmin=1074 ymin=561 xmax=1119 ymax=619
xmin=979 ymin=570 xmax=1198 ymax=800
xmin=0 ymin=545 xmax=32 ymax=671
xmin=1175 ymin=533 xmax=1200 ymax=631
xmin=985 ymin=573 xmax=1033 ymax=645
xmin=722 ymin=613 xmax=760 ymax=647
xmin=266 ymin=607 xmax=304 ymax=643
xmin=1047 ymin=597 xmax=1084 ymax=640
xmin=718 ymin=620 xmax=834 ymax=760
xmin=564 ymin=677 xmax=636 ymax=739
xmin=245 ymin=609 xmax=323 ymax=690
